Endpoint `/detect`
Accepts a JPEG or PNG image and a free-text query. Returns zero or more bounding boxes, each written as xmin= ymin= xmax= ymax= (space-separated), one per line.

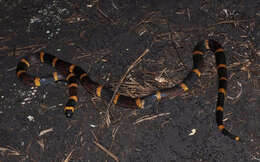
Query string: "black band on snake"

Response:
xmin=16 ymin=39 xmax=240 ymax=141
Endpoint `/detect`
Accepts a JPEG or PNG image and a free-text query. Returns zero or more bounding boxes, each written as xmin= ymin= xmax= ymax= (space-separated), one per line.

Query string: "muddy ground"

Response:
xmin=0 ymin=0 xmax=260 ymax=162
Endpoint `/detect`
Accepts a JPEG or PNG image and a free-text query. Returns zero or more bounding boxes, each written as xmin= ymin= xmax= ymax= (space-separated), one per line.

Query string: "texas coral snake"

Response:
xmin=16 ymin=39 xmax=240 ymax=141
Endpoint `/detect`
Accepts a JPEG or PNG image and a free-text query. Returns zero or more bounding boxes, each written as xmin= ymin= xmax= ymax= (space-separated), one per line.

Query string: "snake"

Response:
xmin=16 ymin=39 xmax=240 ymax=141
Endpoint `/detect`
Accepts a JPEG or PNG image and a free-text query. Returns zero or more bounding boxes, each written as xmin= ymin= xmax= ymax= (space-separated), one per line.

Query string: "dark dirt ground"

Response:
xmin=0 ymin=0 xmax=260 ymax=162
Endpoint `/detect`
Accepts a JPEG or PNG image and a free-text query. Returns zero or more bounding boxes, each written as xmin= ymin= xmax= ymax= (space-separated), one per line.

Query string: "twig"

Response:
xmin=15 ymin=44 xmax=46 ymax=51
xmin=133 ymin=112 xmax=171 ymax=125
xmin=93 ymin=141 xmax=119 ymax=162
xmin=0 ymin=146 xmax=21 ymax=156
xmin=215 ymin=19 xmax=255 ymax=25
xmin=104 ymin=48 xmax=150 ymax=127
xmin=63 ymin=149 xmax=74 ymax=162
xmin=96 ymin=0 xmax=115 ymax=24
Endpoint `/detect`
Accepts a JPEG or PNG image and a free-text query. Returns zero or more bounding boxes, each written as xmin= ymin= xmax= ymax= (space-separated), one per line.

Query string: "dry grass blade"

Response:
xmin=39 ymin=127 xmax=54 ymax=136
xmin=93 ymin=141 xmax=119 ymax=162
xmin=37 ymin=139 xmax=45 ymax=151
xmin=96 ymin=0 xmax=115 ymax=23
xmin=134 ymin=112 xmax=171 ymax=125
xmin=0 ymin=146 xmax=21 ymax=156
xmin=216 ymin=19 xmax=255 ymax=25
xmin=63 ymin=149 xmax=74 ymax=162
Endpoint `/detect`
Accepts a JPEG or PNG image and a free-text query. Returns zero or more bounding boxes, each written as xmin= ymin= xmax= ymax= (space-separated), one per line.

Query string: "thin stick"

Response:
xmin=104 ymin=48 xmax=150 ymax=126
xmin=93 ymin=141 xmax=119 ymax=162
xmin=63 ymin=149 xmax=74 ymax=162
xmin=133 ymin=112 xmax=171 ymax=125
xmin=96 ymin=0 xmax=115 ymax=24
